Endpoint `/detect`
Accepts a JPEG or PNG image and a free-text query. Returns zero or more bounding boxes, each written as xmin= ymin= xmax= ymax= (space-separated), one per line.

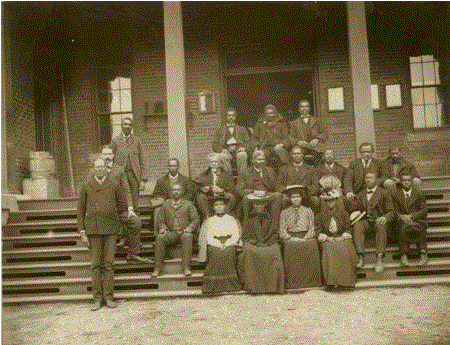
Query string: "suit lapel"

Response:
xmin=369 ymin=188 xmax=382 ymax=207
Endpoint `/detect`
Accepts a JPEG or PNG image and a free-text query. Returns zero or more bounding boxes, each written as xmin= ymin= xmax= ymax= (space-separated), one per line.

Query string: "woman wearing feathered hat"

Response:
xmin=279 ymin=185 xmax=322 ymax=289
xmin=316 ymin=187 xmax=358 ymax=289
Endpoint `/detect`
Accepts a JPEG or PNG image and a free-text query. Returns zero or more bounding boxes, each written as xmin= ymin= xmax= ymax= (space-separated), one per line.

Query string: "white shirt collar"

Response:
xmin=367 ymin=186 xmax=377 ymax=193
xmin=325 ymin=162 xmax=334 ymax=169
xmin=403 ymin=189 xmax=412 ymax=197
xmin=95 ymin=176 xmax=106 ymax=184
xmin=169 ymin=173 xmax=179 ymax=180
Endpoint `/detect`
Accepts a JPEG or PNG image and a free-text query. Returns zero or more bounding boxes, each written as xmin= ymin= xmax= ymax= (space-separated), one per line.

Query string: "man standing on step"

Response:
xmin=391 ymin=173 xmax=428 ymax=267
xmin=351 ymin=172 xmax=395 ymax=272
xmin=153 ymin=184 xmax=199 ymax=277
xmin=111 ymin=116 xmax=147 ymax=211
xmin=100 ymin=145 xmax=148 ymax=264
xmin=78 ymin=158 xmax=127 ymax=311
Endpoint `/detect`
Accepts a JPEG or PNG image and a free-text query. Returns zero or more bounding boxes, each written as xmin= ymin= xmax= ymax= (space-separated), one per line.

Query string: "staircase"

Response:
xmin=2 ymin=177 xmax=450 ymax=304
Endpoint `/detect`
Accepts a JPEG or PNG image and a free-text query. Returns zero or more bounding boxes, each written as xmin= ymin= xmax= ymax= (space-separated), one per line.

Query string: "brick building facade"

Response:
xmin=2 ymin=2 xmax=449 ymax=198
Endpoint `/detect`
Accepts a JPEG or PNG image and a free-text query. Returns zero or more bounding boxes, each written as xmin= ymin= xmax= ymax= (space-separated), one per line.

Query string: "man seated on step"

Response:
xmin=315 ymin=149 xmax=347 ymax=184
xmin=350 ymin=172 xmax=395 ymax=272
xmin=391 ymin=173 xmax=428 ymax=267
xmin=152 ymin=158 xmax=196 ymax=231
xmin=87 ymin=145 xmax=148 ymax=264
xmin=381 ymin=147 xmax=421 ymax=193
xmin=152 ymin=183 xmax=199 ymax=277
xmin=212 ymin=107 xmax=251 ymax=177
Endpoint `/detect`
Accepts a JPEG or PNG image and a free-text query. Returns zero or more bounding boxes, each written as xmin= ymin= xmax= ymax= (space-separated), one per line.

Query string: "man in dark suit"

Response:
xmin=289 ymin=100 xmax=329 ymax=166
xmin=382 ymin=147 xmax=421 ymax=193
xmin=252 ymin=104 xmax=290 ymax=170
xmin=193 ymin=153 xmax=237 ymax=218
xmin=315 ymin=149 xmax=346 ymax=183
xmin=78 ymin=158 xmax=128 ymax=311
xmin=153 ymin=158 xmax=195 ymax=202
xmin=344 ymin=142 xmax=383 ymax=201
xmin=212 ymin=107 xmax=251 ymax=176
xmin=277 ymin=145 xmax=319 ymax=207
xmin=351 ymin=172 xmax=395 ymax=272
xmin=391 ymin=173 xmax=428 ymax=266
xmin=98 ymin=145 xmax=147 ymax=263
xmin=153 ymin=184 xmax=200 ymax=277
xmin=111 ymin=116 xmax=147 ymax=209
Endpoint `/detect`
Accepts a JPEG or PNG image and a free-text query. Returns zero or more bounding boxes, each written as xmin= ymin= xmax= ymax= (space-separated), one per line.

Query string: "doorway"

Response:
xmin=226 ymin=70 xmax=314 ymax=128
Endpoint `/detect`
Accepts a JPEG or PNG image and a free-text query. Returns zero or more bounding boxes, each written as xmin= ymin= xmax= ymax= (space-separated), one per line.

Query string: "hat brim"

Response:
xmin=350 ymin=211 xmax=366 ymax=225
xmin=282 ymin=185 xmax=307 ymax=195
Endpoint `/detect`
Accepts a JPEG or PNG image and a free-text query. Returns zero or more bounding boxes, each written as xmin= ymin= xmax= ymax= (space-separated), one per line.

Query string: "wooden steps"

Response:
xmin=3 ymin=180 xmax=450 ymax=303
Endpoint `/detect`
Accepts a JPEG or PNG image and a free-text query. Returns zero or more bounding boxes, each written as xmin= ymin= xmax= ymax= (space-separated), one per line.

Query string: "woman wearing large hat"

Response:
xmin=279 ymin=185 xmax=322 ymax=289
xmin=238 ymin=190 xmax=285 ymax=294
xmin=316 ymin=187 xmax=358 ymax=289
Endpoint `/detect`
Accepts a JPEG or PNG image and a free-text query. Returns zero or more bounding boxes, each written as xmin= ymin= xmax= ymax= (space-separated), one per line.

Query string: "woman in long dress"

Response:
xmin=238 ymin=192 xmax=285 ymax=294
xmin=200 ymin=197 xmax=242 ymax=294
xmin=279 ymin=185 xmax=322 ymax=289
xmin=316 ymin=188 xmax=358 ymax=289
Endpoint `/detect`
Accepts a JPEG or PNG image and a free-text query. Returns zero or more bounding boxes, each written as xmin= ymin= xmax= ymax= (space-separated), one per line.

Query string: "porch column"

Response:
xmin=1 ymin=4 xmax=11 ymax=193
xmin=163 ymin=1 xmax=190 ymax=176
xmin=347 ymin=2 xmax=376 ymax=153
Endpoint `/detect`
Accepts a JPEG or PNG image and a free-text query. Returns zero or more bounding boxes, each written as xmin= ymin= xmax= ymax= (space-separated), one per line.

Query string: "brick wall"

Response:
xmin=3 ymin=15 xmax=36 ymax=194
xmin=131 ymin=34 xmax=224 ymax=183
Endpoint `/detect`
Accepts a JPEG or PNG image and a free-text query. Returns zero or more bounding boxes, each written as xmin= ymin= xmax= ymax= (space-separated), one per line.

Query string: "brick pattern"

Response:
xmin=5 ymin=32 xmax=36 ymax=194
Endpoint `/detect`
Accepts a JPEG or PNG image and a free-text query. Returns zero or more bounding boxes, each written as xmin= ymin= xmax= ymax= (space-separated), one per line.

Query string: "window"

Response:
xmin=409 ymin=55 xmax=444 ymax=128
xmin=97 ymin=66 xmax=133 ymax=144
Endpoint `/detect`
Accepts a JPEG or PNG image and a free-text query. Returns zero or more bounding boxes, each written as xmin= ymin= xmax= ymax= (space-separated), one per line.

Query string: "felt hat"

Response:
xmin=247 ymin=190 xmax=271 ymax=202
xmin=282 ymin=185 xmax=307 ymax=197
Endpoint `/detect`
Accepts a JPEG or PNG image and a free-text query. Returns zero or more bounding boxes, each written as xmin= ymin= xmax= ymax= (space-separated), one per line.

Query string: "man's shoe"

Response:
xmin=105 ymin=299 xmax=118 ymax=309
xmin=418 ymin=253 xmax=429 ymax=266
xmin=400 ymin=254 xmax=409 ymax=267
xmin=356 ymin=255 xmax=364 ymax=268
xmin=126 ymin=254 xmax=150 ymax=264
xmin=151 ymin=269 xmax=161 ymax=277
xmin=90 ymin=299 xmax=102 ymax=311
xmin=184 ymin=268 xmax=192 ymax=276
xmin=375 ymin=256 xmax=384 ymax=272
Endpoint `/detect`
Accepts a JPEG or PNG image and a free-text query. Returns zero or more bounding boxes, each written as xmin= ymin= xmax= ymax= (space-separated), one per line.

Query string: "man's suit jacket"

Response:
xmin=111 ymin=134 xmax=147 ymax=181
xmin=212 ymin=124 xmax=251 ymax=153
xmin=86 ymin=164 xmax=133 ymax=208
xmin=289 ymin=116 xmax=329 ymax=153
xmin=252 ymin=115 xmax=290 ymax=149
xmin=381 ymin=157 xmax=420 ymax=181
xmin=236 ymin=165 xmax=278 ymax=197
xmin=77 ymin=175 xmax=127 ymax=235
xmin=277 ymin=163 xmax=319 ymax=196
xmin=343 ymin=158 xmax=383 ymax=195
xmin=153 ymin=173 xmax=195 ymax=201
xmin=353 ymin=187 xmax=395 ymax=223
xmin=315 ymin=162 xmax=347 ymax=183
xmin=391 ymin=186 xmax=427 ymax=227
xmin=155 ymin=198 xmax=199 ymax=233
xmin=193 ymin=168 xmax=236 ymax=195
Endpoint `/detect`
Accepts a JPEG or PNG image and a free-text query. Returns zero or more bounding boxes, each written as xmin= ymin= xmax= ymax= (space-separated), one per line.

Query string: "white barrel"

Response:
xmin=29 ymin=151 xmax=56 ymax=179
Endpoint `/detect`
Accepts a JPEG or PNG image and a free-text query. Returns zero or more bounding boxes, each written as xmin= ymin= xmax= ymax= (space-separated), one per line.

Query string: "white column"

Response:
xmin=163 ymin=1 xmax=190 ymax=176
xmin=347 ymin=2 xmax=376 ymax=154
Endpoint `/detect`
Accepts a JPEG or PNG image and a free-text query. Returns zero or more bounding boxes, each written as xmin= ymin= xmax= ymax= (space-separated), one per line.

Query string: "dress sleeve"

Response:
xmin=279 ymin=209 xmax=291 ymax=240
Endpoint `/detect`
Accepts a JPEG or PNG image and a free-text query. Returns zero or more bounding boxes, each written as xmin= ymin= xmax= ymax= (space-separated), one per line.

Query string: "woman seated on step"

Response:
xmin=316 ymin=186 xmax=358 ymax=290
xmin=199 ymin=196 xmax=242 ymax=294
xmin=279 ymin=185 xmax=322 ymax=289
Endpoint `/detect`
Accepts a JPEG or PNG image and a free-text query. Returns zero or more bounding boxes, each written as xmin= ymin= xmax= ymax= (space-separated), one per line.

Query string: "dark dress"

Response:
xmin=279 ymin=206 xmax=322 ymax=289
xmin=238 ymin=209 xmax=285 ymax=294
xmin=316 ymin=207 xmax=358 ymax=287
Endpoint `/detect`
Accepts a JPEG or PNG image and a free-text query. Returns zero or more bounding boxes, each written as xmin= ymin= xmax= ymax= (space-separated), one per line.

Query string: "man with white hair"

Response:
xmin=193 ymin=153 xmax=237 ymax=219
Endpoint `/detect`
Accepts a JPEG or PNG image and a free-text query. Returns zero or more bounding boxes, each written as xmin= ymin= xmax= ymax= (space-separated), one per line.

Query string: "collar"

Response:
xmin=367 ymin=186 xmax=377 ymax=194
xmin=106 ymin=163 xmax=113 ymax=170
xmin=403 ymin=189 xmax=412 ymax=197
xmin=254 ymin=166 xmax=262 ymax=172
xmin=226 ymin=123 xmax=235 ymax=127
xmin=172 ymin=199 xmax=182 ymax=207
xmin=122 ymin=132 xmax=132 ymax=139
xmin=293 ymin=162 xmax=303 ymax=167
xmin=325 ymin=162 xmax=335 ymax=169
xmin=362 ymin=158 xmax=372 ymax=165
xmin=169 ymin=173 xmax=179 ymax=179
xmin=95 ymin=176 xmax=106 ymax=184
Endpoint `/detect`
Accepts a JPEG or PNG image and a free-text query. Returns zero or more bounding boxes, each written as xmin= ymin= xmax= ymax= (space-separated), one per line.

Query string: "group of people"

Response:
xmin=77 ymin=101 xmax=428 ymax=311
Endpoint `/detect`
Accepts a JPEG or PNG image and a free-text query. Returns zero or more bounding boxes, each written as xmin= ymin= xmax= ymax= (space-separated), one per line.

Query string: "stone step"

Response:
xmin=3 ymin=276 xmax=450 ymax=305
xmin=16 ymin=195 xmax=159 ymax=211
xmin=423 ymin=187 xmax=450 ymax=200
xmin=421 ymin=175 xmax=450 ymax=190
xmin=2 ymin=272 xmax=205 ymax=298
xmin=2 ymin=258 xmax=207 ymax=280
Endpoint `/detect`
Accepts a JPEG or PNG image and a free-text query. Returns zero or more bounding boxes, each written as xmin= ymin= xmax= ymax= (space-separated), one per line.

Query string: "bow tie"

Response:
xmin=367 ymin=189 xmax=375 ymax=194
xmin=227 ymin=124 xmax=235 ymax=127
